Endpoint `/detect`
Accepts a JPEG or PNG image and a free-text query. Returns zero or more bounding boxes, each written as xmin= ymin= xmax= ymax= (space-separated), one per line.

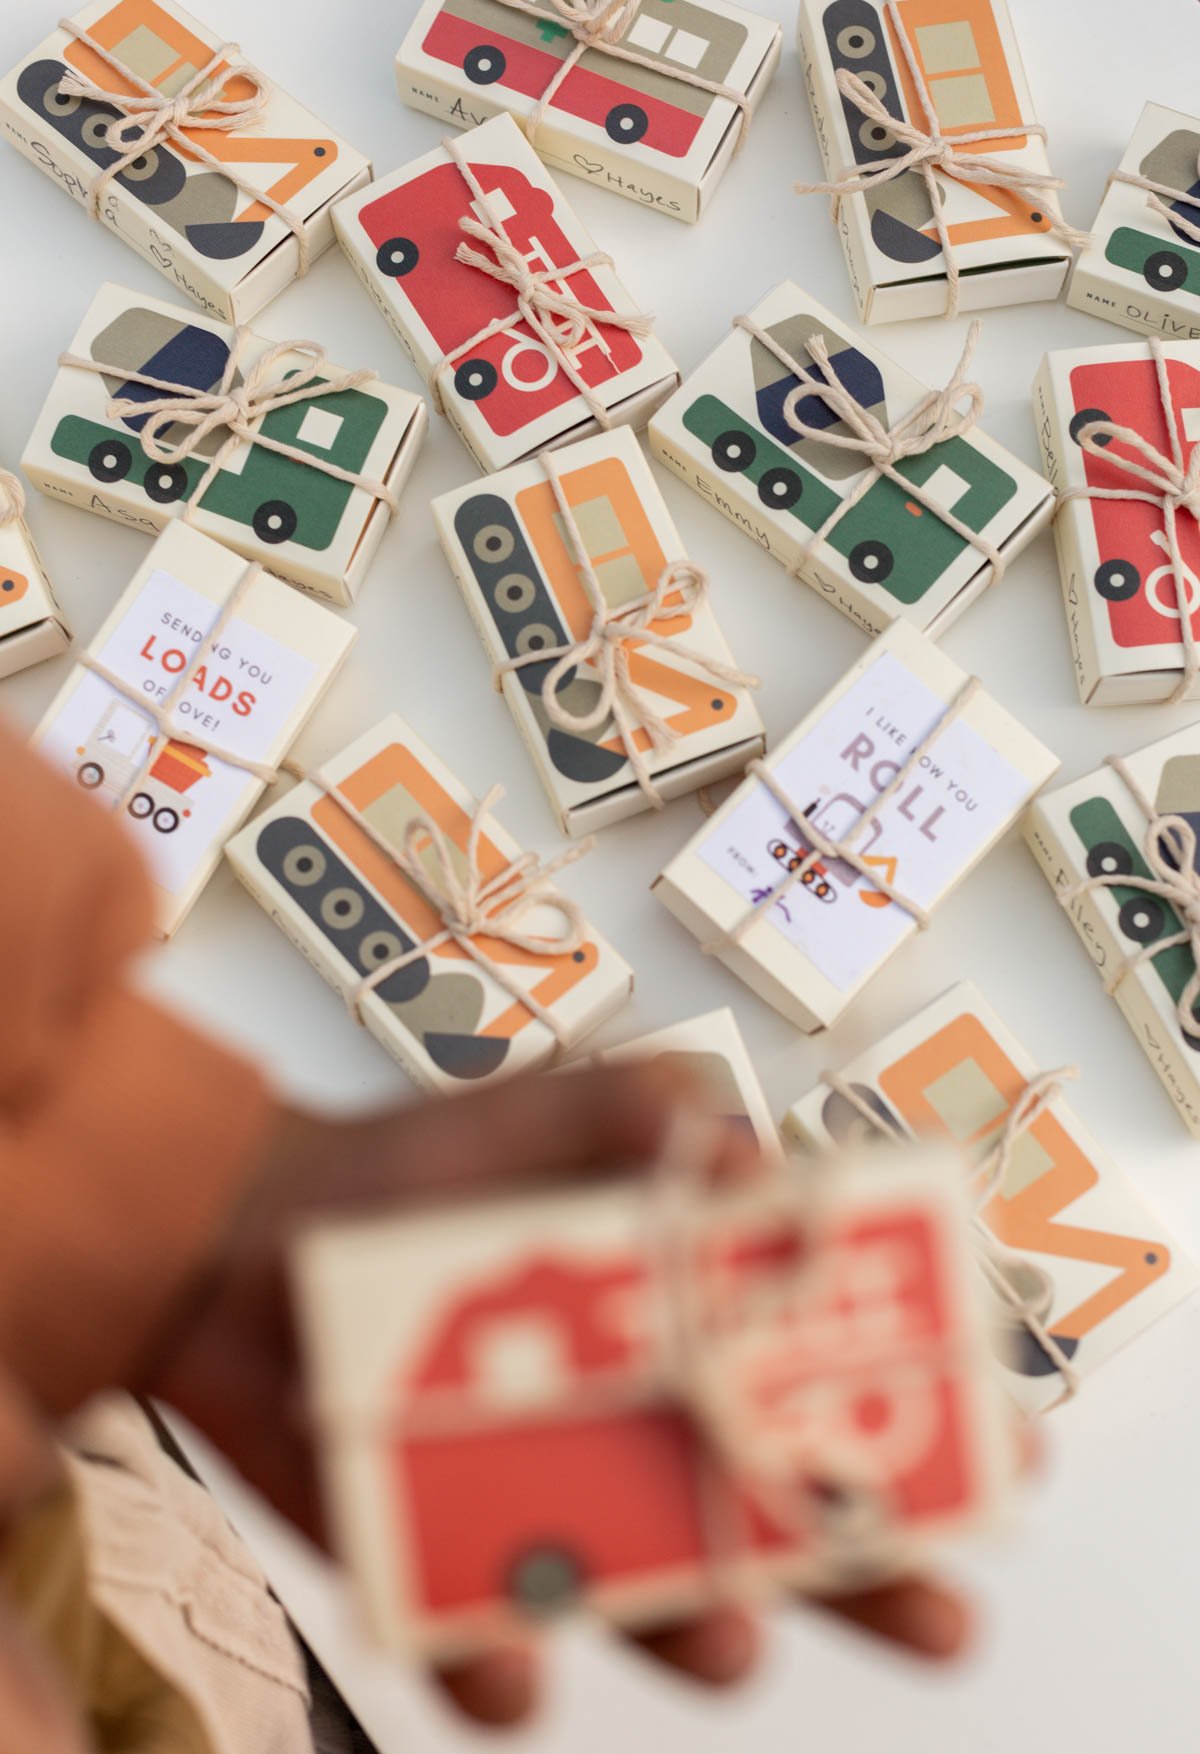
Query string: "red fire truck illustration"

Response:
xmin=75 ymin=699 xmax=210 ymax=833
xmin=359 ymin=158 xmax=644 ymax=437
xmin=1067 ymin=355 xmax=1200 ymax=650
xmin=387 ymin=1196 xmax=983 ymax=1624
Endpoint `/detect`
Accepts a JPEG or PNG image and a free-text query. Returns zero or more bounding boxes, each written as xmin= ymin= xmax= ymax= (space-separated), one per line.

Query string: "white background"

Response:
xmin=4 ymin=0 xmax=1200 ymax=1748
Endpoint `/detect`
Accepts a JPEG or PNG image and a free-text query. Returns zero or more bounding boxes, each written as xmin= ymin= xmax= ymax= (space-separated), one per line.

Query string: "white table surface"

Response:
xmin=4 ymin=0 xmax=1200 ymax=1748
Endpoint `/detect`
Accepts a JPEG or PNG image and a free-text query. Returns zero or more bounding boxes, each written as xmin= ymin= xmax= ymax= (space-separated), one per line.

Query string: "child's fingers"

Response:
xmin=433 ymin=1645 xmax=540 ymax=1727
xmin=623 ymin=1602 xmax=762 ymax=1686
xmin=808 ymin=1574 xmax=972 ymax=1659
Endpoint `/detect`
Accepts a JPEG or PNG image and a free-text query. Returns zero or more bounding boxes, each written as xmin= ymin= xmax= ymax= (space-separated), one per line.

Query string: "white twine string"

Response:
xmin=795 ymin=0 xmax=1086 ymax=317
xmin=0 ymin=469 xmax=26 ymax=528
xmin=495 ymin=450 xmax=758 ymax=806
xmin=1109 ymin=136 xmax=1200 ymax=248
xmin=1058 ymin=337 xmax=1200 ymax=703
xmin=57 ymin=19 xmax=310 ymax=271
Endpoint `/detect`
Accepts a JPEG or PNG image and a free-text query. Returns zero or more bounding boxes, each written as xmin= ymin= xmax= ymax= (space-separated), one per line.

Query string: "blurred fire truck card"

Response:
xmin=1025 ymin=723 xmax=1200 ymax=1140
xmin=432 ymin=428 xmax=765 ymax=834
xmin=225 ymin=712 xmax=633 ymax=1093
xmin=785 ymin=982 xmax=1198 ymax=1412
xmin=33 ymin=522 xmax=355 ymax=937
xmin=797 ymin=0 xmax=1072 ymax=324
xmin=598 ymin=1006 xmax=781 ymax=1157
xmin=292 ymin=1138 xmax=1013 ymax=1658
xmin=395 ymin=0 xmax=781 ymax=225
xmin=654 ymin=618 xmax=1058 ymax=1032
xmin=648 ymin=282 xmax=1055 ymax=641
xmin=1032 ymin=338 xmax=1200 ymax=705
xmin=332 ymin=112 xmax=679 ymax=474
xmin=0 ymin=0 xmax=373 ymax=323
xmin=1068 ymin=102 xmax=1200 ymax=344
xmin=0 ymin=506 xmax=71 ymax=681
xmin=23 ymin=281 xmax=427 ymax=608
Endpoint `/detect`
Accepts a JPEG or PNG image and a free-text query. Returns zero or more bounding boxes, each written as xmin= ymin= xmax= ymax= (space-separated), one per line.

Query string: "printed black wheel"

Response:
xmin=152 ymin=806 xmax=181 ymax=834
xmin=253 ymin=500 xmax=299 ymax=544
xmin=41 ymin=79 xmax=82 ymax=117
xmin=472 ymin=522 xmax=516 ymax=564
xmin=464 ymin=43 xmax=506 ymax=83
xmin=1094 ymin=558 xmax=1141 ymax=602
xmin=454 ymin=357 xmax=498 ymax=401
xmin=515 ymin=620 xmax=558 ymax=656
xmin=281 ymin=843 xmax=326 ymax=888
xmin=757 ymin=465 xmax=804 ymax=509
xmin=128 ymin=792 xmax=154 ymax=820
xmin=835 ymin=22 xmax=876 ymax=54
xmin=859 ymin=117 xmax=895 ymax=152
xmin=1118 ymin=894 xmax=1165 ymax=945
xmin=1069 ymin=406 xmax=1112 ymax=448
xmin=121 ymin=147 xmax=163 ymax=185
xmin=77 ymin=761 xmax=104 ymax=789
xmin=88 ymin=438 xmax=133 ymax=484
xmin=712 ymin=428 xmax=756 ymax=472
xmin=375 ymin=236 xmax=418 ymax=278
xmin=1085 ymin=840 xmax=1135 ymax=881
xmin=848 ymin=538 xmax=895 ymax=583
xmin=144 ymin=461 xmax=190 ymax=504
xmin=1143 ymin=250 xmax=1188 ymax=291
xmin=321 ymin=886 xmax=366 ymax=932
xmin=506 ymin=1545 xmax=585 ymax=1615
xmin=605 ymin=103 xmax=648 ymax=144
xmin=494 ymin=573 xmax=537 ymax=613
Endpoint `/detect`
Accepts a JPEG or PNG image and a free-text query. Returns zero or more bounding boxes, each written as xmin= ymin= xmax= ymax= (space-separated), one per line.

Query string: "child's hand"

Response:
xmin=142 ymin=1063 xmax=970 ymax=1726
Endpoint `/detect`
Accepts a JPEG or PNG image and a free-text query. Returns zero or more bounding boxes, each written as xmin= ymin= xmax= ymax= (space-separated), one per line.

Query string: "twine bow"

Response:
xmin=1061 ymin=755 xmax=1200 ymax=1043
xmin=498 ymin=453 xmax=758 ymax=807
xmin=57 ymin=19 xmax=308 ymax=269
xmin=796 ymin=0 xmax=1086 ymax=317
xmin=1060 ymin=338 xmax=1200 ymax=702
xmin=0 ymin=469 xmax=26 ymax=528
xmin=736 ymin=315 xmax=1006 ymax=588
xmin=1110 ymin=138 xmax=1200 ymax=248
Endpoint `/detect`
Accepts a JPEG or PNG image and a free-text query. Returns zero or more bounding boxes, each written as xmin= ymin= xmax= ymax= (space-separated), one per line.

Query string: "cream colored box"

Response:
xmin=784 ymin=980 xmax=1198 ymax=1413
xmin=0 ymin=0 xmax=372 ymax=324
xmin=796 ymin=0 xmax=1072 ymax=324
xmin=433 ymin=428 xmax=763 ymax=835
xmin=32 ymin=521 xmax=355 ymax=938
xmin=333 ymin=113 xmax=679 ymax=474
xmin=226 ymin=713 xmax=633 ymax=1093
xmin=1067 ymin=103 xmax=1200 ymax=343
xmin=396 ymin=0 xmax=781 ymax=225
xmin=654 ymin=618 xmax=1058 ymax=1032
xmin=22 ymin=282 xmax=426 ymax=609
xmin=0 ymin=508 xmax=71 ymax=681
xmin=1024 ymin=725 xmax=1200 ymax=1138
xmin=649 ymin=281 xmax=1054 ymax=640
xmin=598 ymin=1006 xmax=779 ymax=1156
xmin=1031 ymin=339 xmax=1200 ymax=706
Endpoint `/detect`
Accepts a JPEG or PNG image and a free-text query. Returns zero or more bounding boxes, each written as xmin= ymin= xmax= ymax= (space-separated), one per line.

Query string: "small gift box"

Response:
xmin=784 ymin=980 xmax=1197 ymax=1413
xmin=395 ymin=0 xmax=781 ymax=225
xmin=1067 ymin=103 xmax=1200 ymax=343
xmin=332 ymin=112 xmax=679 ymax=474
xmin=22 ymin=282 xmax=426 ymax=609
xmin=0 ymin=472 xmax=71 ymax=681
xmin=433 ymin=427 xmax=763 ymax=834
xmin=292 ymin=1128 xmax=1010 ymax=1656
xmin=1025 ymin=724 xmax=1200 ymax=1138
xmin=32 ymin=521 xmax=355 ymax=938
xmin=648 ymin=282 xmax=1054 ymax=640
xmin=597 ymin=1006 xmax=780 ymax=1155
xmin=795 ymin=0 xmax=1079 ymax=324
xmin=225 ymin=713 xmax=633 ymax=1092
xmin=0 ymin=1 xmax=372 ymax=324
xmin=1032 ymin=339 xmax=1200 ymax=706
xmin=654 ymin=617 xmax=1058 ymax=1032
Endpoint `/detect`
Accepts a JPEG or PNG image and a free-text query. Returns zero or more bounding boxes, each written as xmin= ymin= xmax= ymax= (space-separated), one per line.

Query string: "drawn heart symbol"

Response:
xmin=574 ymin=154 xmax=604 ymax=175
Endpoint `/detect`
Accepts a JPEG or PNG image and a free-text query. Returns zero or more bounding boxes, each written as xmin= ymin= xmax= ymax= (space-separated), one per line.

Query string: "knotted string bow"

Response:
xmin=1060 ymin=337 xmax=1200 ymax=702
xmin=736 ymin=315 xmax=1007 ymax=587
xmin=796 ymin=0 xmax=1086 ymax=317
xmin=1110 ymin=137 xmax=1200 ymax=247
xmin=0 ymin=469 xmax=26 ymax=528
xmin=497 ymin=453 xmax=758 ymax=807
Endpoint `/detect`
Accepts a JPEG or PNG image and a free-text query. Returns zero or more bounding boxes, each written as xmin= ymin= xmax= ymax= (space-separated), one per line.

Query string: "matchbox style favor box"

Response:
xmin=433 ymin=428 xmax=763 ymax=835
xmin=0 ymin=486 xmax=71 ymax=680
xmin=225 ymin=715 xmax=632 ymax=1093
xmin=396 ymin=0 xmax=781 ymax=224
xmin=598 ymin=1007 xmax=780 ymax=1157
xmin=1032 ymin=339 xmax=1200 ymax=705
xmin=654 ymin=618 xmax=1058 ymax=1032
xmin=24 ymin=283 xmax=426 ymax=609
xmin=0 ymin=1 xmax=372 ymax=323
xmin=332 ymin=113 xmax=679 ymax=474
xmin=785 ymin=982 xmax=1197 ymax=1414
xmin=292 ymin=1136 xmax=1012 ymax=1657
xmin=33 ymin=522 xmax=355 ymax=939
xmin=796 ymin=0 xmax=1074 ymax=323
xmin=1025 ymin=724 xmax=1200 ymax=1139
xmin=1067 ymin=103 xmax=1200 ymax=342
xmin=649 ymin=282 xmax=1054 ymax=640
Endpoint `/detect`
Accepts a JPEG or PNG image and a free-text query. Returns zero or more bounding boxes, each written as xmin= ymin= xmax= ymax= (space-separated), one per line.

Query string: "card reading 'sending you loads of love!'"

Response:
xmin=654 ymin=620 xmax=1058 ymax=1031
